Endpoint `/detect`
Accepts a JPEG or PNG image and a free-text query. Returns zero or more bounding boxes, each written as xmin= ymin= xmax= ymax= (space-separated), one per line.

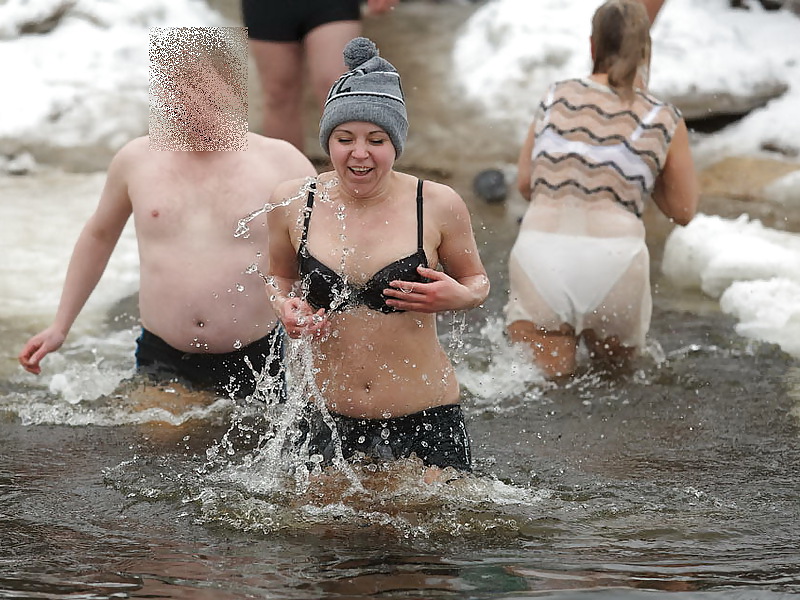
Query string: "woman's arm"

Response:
xmin=385 ymin=184 xmax=489 ymax=313
xmin=652 ymin=119 xmax=699 ymax=226
xmin=266 ymin=182 xmax=327 ymax=339
xmin=516 ymin=121 xmax=537 ymax=201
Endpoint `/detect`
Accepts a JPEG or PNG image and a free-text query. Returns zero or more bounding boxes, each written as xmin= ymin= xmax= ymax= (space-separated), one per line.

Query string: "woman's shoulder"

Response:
xmin=414 ymin=177 xmax=472 ymax=226
xmin=416 ymin=176 xmax=462 ymax=205
xmin=550 ymin=78 xmax=593 ymax=95
xmin=635 ymin=89 xmax=682 ymax=117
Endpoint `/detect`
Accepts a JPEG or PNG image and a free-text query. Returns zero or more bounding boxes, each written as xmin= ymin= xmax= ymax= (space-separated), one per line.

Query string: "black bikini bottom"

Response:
xmin=302 ymin=404 xmax=472 ymax=472
xmin=134 ymin=326 xmax=285 ymax=401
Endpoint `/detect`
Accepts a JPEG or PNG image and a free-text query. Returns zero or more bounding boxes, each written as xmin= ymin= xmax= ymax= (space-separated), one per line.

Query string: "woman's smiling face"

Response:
xmin=328 ymin=121 xmax=397 ymax=195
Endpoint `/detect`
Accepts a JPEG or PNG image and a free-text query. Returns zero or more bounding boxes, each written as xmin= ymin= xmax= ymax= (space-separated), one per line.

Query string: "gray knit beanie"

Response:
xmin=319 ymin=37 xmax=408 ymax=157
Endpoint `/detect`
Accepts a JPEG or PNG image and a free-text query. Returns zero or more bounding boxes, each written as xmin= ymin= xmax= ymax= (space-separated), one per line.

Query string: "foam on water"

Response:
xmin=107 ymin=443 xmax=554 ymax=541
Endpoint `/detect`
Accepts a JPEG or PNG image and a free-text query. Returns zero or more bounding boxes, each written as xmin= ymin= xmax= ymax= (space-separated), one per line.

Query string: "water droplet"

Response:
xmin=233 ymin=340 xmax=242 ymax=349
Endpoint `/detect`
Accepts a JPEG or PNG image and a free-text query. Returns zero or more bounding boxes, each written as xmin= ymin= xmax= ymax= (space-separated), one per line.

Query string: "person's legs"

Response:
xmin=508 ymin=320 xmax=578 ymax=379
xmin=249 ymin=39 xmax=305 ymax=149
xmin=582 ymin=330 xmax=637 ymax=373
xmin=304 ymin=20 xmax=362 ymax=108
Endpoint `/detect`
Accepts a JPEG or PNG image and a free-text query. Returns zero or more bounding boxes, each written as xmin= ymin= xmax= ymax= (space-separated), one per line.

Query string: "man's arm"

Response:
xmin=18 ymin=145 xmax=135 ymax=374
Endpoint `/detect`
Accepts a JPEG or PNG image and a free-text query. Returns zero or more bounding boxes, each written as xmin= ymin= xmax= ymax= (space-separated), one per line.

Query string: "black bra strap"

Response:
xmin=416 ymin=178 xmax=424 ymax=252
xmin=299 ymin=182 xmax=316 ymax=254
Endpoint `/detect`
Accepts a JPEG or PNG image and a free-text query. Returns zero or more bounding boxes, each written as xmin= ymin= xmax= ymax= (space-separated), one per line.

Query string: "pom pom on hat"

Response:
xmin=343 ymin=37 xmax=379 ymax=70
xmin=319 ymin=37 xmax=408 ymax=157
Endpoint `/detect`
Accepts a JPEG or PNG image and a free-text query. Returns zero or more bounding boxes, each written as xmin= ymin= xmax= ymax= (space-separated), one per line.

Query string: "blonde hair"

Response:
xmin=591 ymin=0 xmax=651 ymax=102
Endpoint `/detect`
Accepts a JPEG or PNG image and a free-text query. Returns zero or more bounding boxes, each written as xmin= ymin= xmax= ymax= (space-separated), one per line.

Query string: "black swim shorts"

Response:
xmin=135 ymin=326 xmax=286 ymax=401
xmin=242 ymin=0 xmax=361 ymax=43
xmin=302 ymin=404 xmax=473 ymax=472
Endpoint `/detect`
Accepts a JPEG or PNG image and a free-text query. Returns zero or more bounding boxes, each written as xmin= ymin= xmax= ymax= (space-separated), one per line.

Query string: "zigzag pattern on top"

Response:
xmin=540 ymin=96 xmax=676 ymax=143
xmin=535 ymin=151 xmax=650 ymax=193
xmin=525 ymin=77 xmax=682 ymax=218
xmin=537 ymin=123 xmax=665 ymax=170
xmin=547 ymin=78 xmax=680 ymax=116
xmin=530 ymin=178 xmax=642 ymax=217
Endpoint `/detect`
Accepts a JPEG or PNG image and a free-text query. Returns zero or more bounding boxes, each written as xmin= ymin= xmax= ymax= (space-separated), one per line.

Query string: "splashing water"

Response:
xmin=456 ymin=318 xmax=549 ymax=412
xmin=233 ymin=175 xmax=322 ymax=239
xmin=203 ymin=332 xmax=366 ymax=498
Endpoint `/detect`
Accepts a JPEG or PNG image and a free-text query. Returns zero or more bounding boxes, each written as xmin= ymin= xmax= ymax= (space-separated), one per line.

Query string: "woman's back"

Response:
xmin=529 ymin=77 xmax=682 ymax=221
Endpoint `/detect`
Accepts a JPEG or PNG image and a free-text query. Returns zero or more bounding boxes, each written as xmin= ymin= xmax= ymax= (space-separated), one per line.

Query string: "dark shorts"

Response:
xmin=303 ymin=404 xmax=472 ymax=472
xmin=242 ymin=0 xmax=361 ymax=42
xmin=134 ymin=326 xmax=285 ymax=401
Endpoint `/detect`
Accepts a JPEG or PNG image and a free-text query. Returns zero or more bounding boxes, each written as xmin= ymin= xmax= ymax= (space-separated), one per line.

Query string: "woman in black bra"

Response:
xmin=266 ymin=38 xmax=490 ymax=475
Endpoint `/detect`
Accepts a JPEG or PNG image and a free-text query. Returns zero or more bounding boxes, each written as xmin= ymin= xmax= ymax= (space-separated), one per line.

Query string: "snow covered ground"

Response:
xmin=0 ymin=0 xmax=226 ymax=164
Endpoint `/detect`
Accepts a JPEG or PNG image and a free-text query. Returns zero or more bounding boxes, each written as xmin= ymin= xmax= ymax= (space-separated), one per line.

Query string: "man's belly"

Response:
xmin=138 ymin=275 xmax=276 ymax=354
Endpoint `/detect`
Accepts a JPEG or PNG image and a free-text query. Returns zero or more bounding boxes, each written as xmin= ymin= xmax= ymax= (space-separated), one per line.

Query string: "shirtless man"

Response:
xmin=18 ymin=28 xmax=316 ymax=399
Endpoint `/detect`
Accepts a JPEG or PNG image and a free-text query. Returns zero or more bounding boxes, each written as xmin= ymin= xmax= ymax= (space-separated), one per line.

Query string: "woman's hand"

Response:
xmin=384 ymin=266 xmax=485 ymax=313
xmin=280 ymin=297 xmax=329 ymax=339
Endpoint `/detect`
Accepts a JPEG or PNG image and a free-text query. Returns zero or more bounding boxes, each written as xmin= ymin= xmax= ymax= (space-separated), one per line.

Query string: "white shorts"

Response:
xmin=505 ymin=229 xmax=651 ymax=349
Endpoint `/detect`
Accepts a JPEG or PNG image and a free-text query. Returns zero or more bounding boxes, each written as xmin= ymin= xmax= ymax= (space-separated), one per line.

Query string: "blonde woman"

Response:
xmin=506 ymin=0 xmax=698 ymax=379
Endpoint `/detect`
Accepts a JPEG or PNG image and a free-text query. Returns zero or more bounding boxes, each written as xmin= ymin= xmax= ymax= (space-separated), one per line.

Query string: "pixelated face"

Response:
xmin=149 ymin=27 xmax=248 ymax=151
xmin=152 ymin=61 xmax=237 ymax=138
